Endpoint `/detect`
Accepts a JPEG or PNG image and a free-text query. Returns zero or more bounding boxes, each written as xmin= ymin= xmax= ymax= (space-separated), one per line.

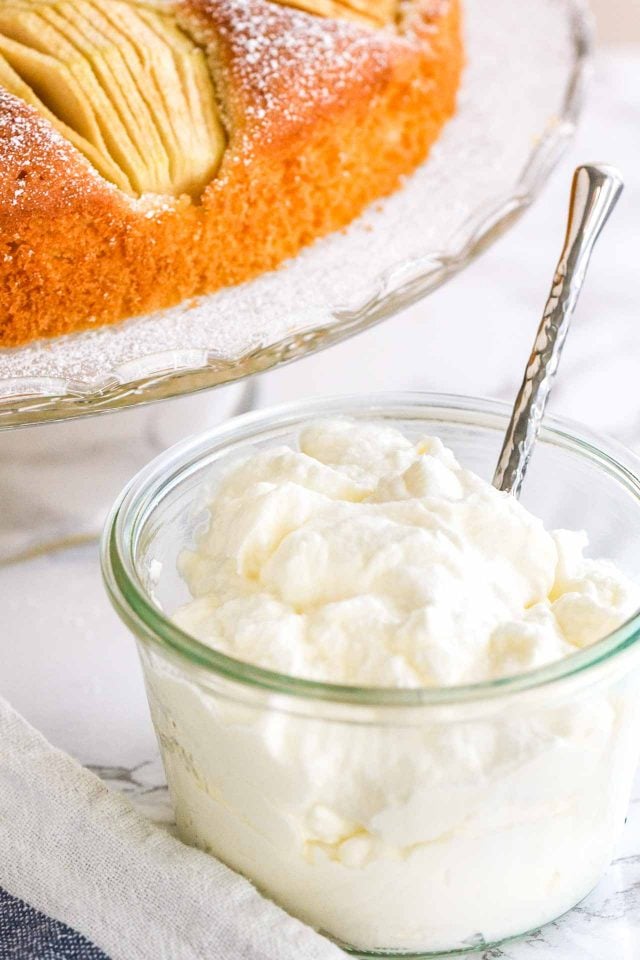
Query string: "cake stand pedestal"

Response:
xmin=0 ymin=381 xmax=253 ymax=563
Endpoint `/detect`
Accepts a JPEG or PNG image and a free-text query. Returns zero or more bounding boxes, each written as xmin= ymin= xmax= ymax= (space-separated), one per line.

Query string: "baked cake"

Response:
xmin=0 ymin=0 xmax=462 ymax=347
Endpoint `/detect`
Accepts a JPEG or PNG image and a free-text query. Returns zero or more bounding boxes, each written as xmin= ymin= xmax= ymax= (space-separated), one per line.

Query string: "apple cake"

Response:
xmin=0 ymin=0 xmax=462 ymax=347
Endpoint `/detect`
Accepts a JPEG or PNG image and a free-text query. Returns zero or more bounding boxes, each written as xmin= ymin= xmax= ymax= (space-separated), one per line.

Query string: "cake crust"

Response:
xmin=0 ymin=0 xmax=462 ymax=346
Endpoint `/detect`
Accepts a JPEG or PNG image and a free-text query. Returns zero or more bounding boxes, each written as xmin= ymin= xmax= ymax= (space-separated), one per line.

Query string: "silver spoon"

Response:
xmin=493 ymin=163 xmax=624 ymax=498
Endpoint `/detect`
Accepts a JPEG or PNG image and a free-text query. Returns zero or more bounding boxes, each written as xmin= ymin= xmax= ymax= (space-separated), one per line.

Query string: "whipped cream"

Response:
xmin=142 ymin=418 xmax=640 ymax=952
xmin=175 ymin=419 xmax=639 ymax=686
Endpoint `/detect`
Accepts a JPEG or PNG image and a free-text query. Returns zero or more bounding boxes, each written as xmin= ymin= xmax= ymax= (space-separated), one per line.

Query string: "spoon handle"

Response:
xmin=493 ymin=163 xmax=624 ymax=497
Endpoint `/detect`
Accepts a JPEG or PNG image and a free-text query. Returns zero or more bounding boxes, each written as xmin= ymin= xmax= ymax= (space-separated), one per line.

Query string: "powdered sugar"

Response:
xmin=186 ymin=0 xmax=397 ymax=150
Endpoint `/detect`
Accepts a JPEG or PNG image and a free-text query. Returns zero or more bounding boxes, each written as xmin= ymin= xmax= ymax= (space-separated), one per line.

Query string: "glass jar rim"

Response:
xmin=101 ymin=391 xmax=640 ymax=708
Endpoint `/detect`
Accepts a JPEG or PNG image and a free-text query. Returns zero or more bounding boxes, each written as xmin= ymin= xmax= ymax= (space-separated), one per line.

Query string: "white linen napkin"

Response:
xmin=0 ymin=695 xmax=343 ymax=960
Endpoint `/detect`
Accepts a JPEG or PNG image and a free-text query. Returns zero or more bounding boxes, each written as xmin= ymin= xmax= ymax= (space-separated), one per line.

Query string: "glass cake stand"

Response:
xmin=0 ymin=0 xmax=592 ymax=429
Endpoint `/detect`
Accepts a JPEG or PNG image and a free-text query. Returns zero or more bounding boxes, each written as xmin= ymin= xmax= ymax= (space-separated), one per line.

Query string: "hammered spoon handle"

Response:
xmin=493 ymin=163 xmax=624 ymax=497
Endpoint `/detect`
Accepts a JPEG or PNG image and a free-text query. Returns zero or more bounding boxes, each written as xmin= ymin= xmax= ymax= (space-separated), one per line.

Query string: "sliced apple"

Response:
xmin=272 ymin=0 xmax=397 ymax=28
xmin=0 ymin=49 xmax=132 ymax=191
xmin=0 ymin=0 xmax=226 ymax=198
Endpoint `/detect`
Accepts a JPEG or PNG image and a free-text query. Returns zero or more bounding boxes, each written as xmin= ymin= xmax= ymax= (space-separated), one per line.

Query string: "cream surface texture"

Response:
xmin=175 ymin=419 xmax=639 ymax=686
xmin=144 ymin=419 xmax=640 ymax=952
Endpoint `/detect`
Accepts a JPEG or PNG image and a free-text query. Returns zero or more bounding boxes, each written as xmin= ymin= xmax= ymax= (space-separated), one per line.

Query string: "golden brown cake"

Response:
xmin=0 ymin=0 xmax=462 ymax=347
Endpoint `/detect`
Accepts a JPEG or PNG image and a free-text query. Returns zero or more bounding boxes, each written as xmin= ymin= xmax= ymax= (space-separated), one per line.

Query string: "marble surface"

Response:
xmin=1 ymin=47 xmax=640 ymax=959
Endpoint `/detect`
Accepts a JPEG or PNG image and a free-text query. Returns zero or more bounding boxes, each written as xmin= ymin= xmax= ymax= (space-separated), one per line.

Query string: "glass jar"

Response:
xmin=102 ymin=393 xmax=640 ymax=957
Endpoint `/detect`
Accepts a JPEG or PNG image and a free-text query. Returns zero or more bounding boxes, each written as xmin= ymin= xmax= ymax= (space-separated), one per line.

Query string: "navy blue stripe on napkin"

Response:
xmin=0 ymin=887 xmax=110 ymax=960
